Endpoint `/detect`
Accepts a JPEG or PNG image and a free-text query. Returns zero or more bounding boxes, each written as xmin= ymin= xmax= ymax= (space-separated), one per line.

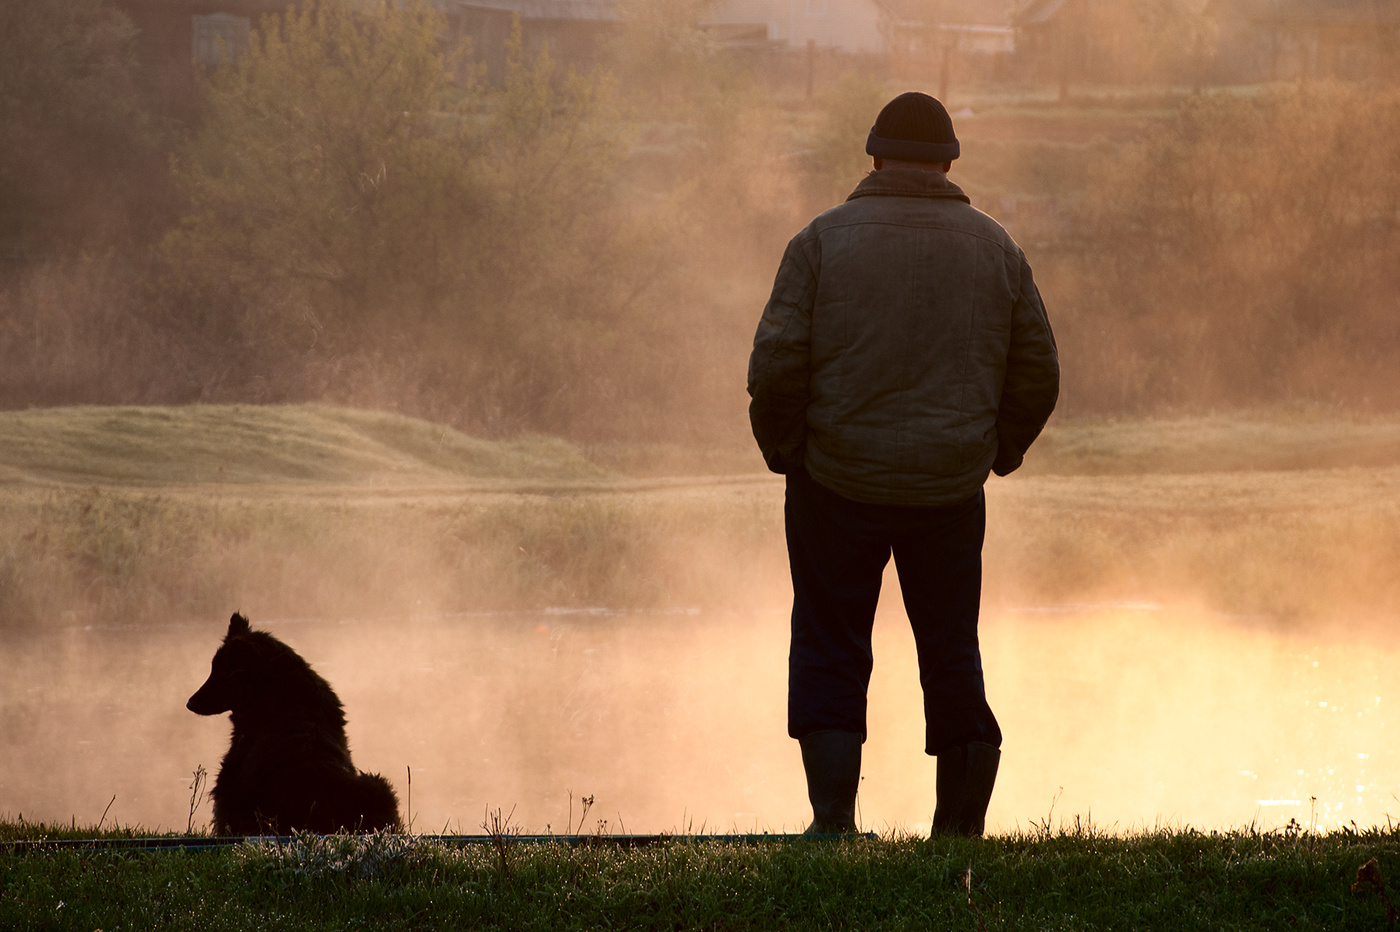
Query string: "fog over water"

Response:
xmin=4 ymin=590 xmax=1395 ymax=836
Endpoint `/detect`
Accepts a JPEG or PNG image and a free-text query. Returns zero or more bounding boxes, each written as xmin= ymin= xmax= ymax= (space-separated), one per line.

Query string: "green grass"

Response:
xmin=3 ymin=821 xmax=1399 ymax=930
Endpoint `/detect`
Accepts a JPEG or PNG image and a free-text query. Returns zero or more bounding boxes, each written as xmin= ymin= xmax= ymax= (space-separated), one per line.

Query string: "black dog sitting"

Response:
xmin=187 ymin=612 xmax=401 ymax=835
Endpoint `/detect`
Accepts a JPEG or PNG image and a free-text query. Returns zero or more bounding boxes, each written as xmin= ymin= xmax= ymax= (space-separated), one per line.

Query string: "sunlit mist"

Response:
xmin=3 ymin=590 xmax=1395 ymax=836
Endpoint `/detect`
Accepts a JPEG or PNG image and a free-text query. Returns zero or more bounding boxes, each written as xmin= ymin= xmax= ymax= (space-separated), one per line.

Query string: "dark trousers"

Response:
xmin=785 ymin=469 xmax=1001 ymax=756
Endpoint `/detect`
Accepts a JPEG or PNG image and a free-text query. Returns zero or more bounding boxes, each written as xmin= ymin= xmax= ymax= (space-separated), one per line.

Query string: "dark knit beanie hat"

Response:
xmin=865 ymin=91 xmax=959 ymax=163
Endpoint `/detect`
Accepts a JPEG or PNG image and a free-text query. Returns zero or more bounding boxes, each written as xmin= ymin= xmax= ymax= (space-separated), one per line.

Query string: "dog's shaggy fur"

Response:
xmin=187 ymin=613 xmax=401 ymax=836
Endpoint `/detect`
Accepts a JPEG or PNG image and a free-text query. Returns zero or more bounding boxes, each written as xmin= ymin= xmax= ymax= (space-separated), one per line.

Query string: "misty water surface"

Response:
xmin=2 ymin=600 xmax=1394 ymax=836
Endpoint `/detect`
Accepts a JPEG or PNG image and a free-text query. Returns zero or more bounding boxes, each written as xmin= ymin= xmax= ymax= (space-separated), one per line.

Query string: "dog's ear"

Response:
xmin=228 ymin=612 xmax=251 ymax=637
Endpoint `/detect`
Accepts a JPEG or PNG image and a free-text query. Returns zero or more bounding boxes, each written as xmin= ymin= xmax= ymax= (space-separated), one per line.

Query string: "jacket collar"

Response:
xmin=846 ymin=169 xmax=971 ymax=204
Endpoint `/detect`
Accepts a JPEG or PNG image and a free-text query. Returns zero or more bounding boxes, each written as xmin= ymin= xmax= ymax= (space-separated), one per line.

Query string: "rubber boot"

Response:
xmin=932 ymin=742 xmax=1000 ymax=838
xmin=799 ymin=730 xmax=862 ymax=833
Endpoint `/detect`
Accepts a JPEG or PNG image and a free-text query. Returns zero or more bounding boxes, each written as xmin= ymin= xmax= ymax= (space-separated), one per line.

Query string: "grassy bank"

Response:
xmin=0 ymin=404 xmax=606 ymax=487
xmin=3 ymin=404 xmax=1400 ymax=628
xmin=3 ymin=821 xmax=1399 ymax=930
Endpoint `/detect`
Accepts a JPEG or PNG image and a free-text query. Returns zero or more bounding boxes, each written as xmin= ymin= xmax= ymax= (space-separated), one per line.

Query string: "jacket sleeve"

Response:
xmin=993 ymin=254 xmax=1060 ymax=476
xmin=747 ymin=232 xmax=818 ymax=475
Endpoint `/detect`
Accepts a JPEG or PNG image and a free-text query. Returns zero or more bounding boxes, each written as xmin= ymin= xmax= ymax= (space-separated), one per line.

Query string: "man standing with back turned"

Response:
xmin=748 ymin=92 xmax=1059 ymax=837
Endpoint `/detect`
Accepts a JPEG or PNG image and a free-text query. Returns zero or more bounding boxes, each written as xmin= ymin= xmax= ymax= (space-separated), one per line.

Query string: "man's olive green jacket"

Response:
xmin=747 ymin=169 xmax=1059 ymax=506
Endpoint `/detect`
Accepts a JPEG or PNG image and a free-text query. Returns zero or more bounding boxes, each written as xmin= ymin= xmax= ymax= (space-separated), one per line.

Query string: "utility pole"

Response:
xmin=807 ymin=38 xmax=816 ymax=99
xmin=939 ymin=27 xmax=956 ymax=103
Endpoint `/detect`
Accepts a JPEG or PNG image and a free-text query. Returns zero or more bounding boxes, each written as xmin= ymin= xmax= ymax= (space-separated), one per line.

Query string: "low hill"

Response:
xmin=0 ymin=404 xmax=606 ymax=487
xmin=3 ymin=404 xmax=1400 ymax=488
xmin=1025 ymin=413 xmax=1400 ymax=475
